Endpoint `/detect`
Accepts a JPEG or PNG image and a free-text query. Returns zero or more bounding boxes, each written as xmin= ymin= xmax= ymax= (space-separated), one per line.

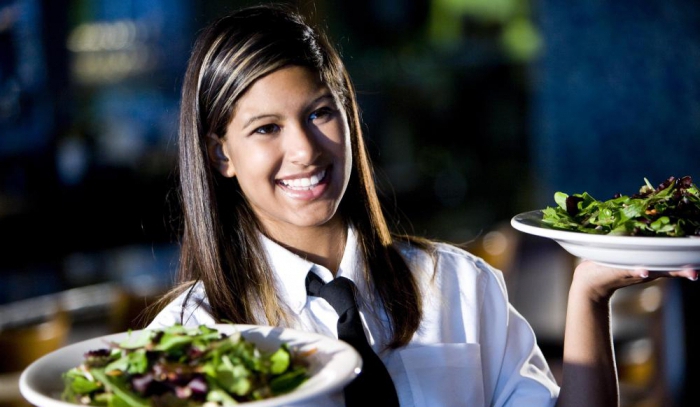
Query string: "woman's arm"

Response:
xmin=556 ymin=261 xmax=697 ymax=407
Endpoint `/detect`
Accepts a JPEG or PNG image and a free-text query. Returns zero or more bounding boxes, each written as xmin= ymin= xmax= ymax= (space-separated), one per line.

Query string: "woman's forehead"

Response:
xmin=229 ymin=67 xmax=338 ymax=119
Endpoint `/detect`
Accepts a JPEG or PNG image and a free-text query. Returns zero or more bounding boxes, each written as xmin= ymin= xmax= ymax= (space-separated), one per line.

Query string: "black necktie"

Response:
xmin=305 ymin=272 xmax=400 ymax=407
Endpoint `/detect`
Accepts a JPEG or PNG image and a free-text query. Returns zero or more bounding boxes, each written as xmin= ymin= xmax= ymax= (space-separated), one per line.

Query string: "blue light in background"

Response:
xmin=531 ymin=0 xmax=700 ymax=202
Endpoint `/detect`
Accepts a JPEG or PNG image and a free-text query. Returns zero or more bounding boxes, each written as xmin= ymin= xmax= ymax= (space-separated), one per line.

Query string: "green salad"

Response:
xmin=541 ymin=176 xmax=700 ymax=236
xmin=62 ymin=325 xmax=309 ymax=407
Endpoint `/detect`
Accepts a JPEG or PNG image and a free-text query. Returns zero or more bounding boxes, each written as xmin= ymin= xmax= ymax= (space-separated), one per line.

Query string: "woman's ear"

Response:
xmin=206 ymin=134 xmax=236 ymax=177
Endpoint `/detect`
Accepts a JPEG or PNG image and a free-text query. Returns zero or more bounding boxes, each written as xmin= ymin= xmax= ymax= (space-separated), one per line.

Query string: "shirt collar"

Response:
xmin=260 ymin=227 xmax=365 ymax=314
xmin=336 ymin=227 xmax=364 ymax=283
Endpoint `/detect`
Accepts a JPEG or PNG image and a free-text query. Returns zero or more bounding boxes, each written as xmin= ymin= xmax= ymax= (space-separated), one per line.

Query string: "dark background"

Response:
xmin=0 ymin=0 xmax=698 ymax=406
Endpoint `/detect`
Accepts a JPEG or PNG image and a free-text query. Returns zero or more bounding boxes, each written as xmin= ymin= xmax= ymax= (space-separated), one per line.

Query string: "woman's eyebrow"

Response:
xmin=242 ymin=114 xmax=281 ymax=129
xmin=311 ymin=93 xmax=335 ymax=105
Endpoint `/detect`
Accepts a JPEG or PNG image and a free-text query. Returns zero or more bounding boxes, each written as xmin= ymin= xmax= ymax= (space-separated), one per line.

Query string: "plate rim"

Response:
xmin=511 ymin=210 xmax=700 ymax=270
xmin=19 ymin=324 xmax=361 ymax=407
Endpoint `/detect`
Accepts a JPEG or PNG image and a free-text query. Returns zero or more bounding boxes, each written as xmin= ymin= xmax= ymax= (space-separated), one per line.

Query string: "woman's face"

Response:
xmin=211 ymin=66 xmax=352 ymax=236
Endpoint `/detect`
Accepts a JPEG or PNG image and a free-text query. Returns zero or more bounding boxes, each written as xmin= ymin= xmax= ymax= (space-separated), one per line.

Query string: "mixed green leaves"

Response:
xmin=62 ymin=325 xmax=309 ymax=407
xmin=541 ymin=176 xmax=700 ymax=236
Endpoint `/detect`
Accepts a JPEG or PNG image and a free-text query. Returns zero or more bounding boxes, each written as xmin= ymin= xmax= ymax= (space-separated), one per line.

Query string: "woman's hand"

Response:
xmin=570 ymin=260 xmax=698 ymax=304
xmin=557 ymin=261 xmax=697 ymax=407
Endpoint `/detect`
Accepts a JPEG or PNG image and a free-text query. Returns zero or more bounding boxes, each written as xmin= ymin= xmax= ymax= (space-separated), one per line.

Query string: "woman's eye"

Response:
xmin=253 ymin=124 xmax=280 ymax=135
xmin=309 ymin=107 xmax=334 ymax=122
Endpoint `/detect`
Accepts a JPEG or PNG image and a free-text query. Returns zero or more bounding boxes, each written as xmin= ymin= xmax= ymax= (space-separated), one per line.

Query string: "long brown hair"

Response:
xmin=154 ymin=4 xmax=430 ymax=349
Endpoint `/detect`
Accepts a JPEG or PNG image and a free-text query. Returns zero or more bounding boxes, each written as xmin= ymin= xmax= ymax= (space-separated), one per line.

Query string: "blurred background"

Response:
xmin=0 ymin=0 xmax=699 ymax=406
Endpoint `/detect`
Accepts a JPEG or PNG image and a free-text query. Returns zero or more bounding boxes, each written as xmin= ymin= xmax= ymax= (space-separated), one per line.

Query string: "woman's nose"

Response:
xmin=286 ymin=123 xmax=321 ymax=165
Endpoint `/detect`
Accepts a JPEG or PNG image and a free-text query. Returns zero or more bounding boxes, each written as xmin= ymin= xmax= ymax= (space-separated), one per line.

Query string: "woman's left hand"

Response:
xmin=569 ymin=260 xmax=698 ymax=304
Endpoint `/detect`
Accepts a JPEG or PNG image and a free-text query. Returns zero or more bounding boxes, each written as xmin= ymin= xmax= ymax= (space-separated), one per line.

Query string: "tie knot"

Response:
xmin=305 ymin=272 xmax=358 ymax=316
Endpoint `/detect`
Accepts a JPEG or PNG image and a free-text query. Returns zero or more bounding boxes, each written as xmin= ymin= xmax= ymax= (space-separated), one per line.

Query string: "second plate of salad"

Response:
xmin=511 ymin=176 xmax=700 ymax=271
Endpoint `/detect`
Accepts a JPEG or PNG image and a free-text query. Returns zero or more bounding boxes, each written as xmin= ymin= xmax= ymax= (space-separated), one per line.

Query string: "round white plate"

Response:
xmin=511 ymin=210 xmax=700 ymax=271
xmin=20 ymin=324 xmax=361 ymax=407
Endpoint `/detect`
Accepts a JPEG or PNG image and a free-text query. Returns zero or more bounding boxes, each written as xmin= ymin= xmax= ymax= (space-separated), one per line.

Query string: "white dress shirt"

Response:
xmin=148 ymin=228 xmax=560 ymax=406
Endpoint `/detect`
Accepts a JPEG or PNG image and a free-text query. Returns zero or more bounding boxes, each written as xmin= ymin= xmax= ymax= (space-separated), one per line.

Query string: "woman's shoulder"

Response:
xmin=147 ymin=281 xmax=216 ymax=329
xmin=394 ymin=238 xmax=506 ymax=290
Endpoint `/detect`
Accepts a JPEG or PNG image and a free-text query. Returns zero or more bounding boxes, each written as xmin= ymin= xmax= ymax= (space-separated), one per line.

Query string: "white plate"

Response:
xmin=511 ymin=210 xmax=700 ymax=271
xmin=20 ymin=324 xmax=361 ymax=407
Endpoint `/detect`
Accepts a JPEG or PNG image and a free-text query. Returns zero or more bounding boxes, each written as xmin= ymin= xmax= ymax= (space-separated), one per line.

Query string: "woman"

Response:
xmin=148 ymin=4 xmax=697 ymax=406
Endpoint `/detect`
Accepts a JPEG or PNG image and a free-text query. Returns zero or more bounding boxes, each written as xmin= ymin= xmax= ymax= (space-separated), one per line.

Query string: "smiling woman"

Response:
xmin=144 ymin=4 xmax=697 ymax=407
xmin=157 ymin=5 xmax=421 ymax=342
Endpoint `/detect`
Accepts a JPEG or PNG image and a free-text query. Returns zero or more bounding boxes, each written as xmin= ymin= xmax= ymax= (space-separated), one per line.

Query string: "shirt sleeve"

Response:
xmin=474 ymin=256 xmax=560 ymax=407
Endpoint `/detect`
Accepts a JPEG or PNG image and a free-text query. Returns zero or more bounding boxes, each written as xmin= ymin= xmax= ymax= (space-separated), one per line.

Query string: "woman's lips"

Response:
xmin=276 ymin=167 xmax=331 ymax=200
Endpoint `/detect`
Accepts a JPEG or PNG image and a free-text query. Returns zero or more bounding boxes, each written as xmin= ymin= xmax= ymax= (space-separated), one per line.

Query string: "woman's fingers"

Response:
xmin=647 ymin=268 xmax=699 ymax=281
xmin=572 ymin=261 xmax=698 ymax=302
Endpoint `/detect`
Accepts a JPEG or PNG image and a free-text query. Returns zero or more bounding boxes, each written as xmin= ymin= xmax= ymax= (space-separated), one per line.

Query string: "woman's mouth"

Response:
xmin=277 ymin=168 xmax=328 ymax=190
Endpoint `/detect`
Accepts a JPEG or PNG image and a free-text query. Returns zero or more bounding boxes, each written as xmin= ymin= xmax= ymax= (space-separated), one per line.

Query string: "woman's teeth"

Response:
xmin=279 ymin=169 xmax=326 ymax=190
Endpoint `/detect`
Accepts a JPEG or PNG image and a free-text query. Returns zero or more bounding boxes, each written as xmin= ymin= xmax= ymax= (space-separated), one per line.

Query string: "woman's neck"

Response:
xmin=264 ymin=217 xmax=348 ymax=274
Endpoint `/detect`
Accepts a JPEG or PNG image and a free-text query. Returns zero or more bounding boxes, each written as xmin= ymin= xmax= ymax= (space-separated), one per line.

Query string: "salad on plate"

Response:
xmin=541 ymin=176 xmax=700 ymax=237
xmin=61 ymin=324 xmax=309 ymax=407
